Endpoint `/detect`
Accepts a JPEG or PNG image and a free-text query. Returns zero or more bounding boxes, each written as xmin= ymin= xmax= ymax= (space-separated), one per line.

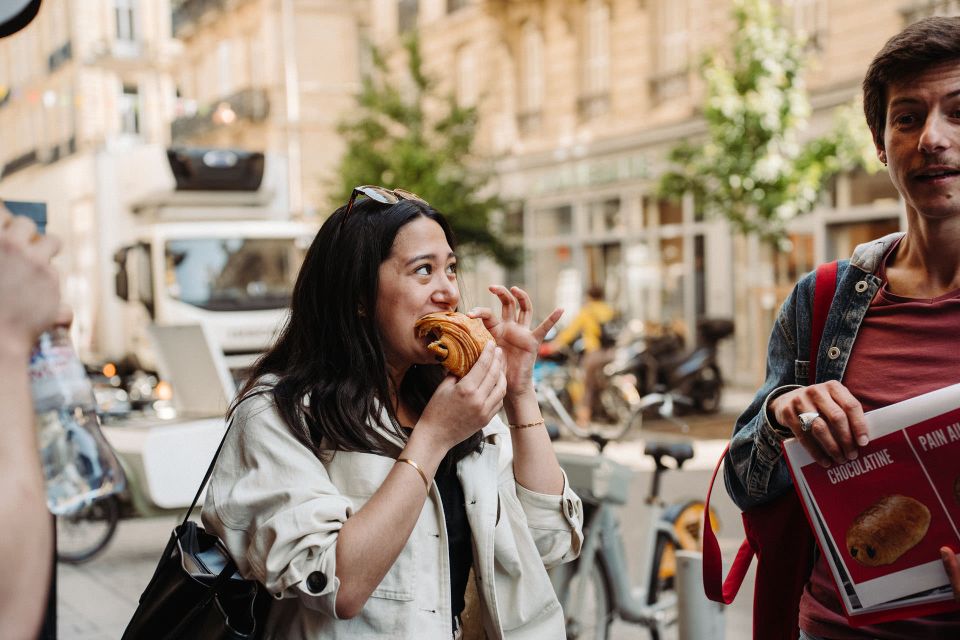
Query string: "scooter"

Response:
xmin=604 ymin=318 xmax=735 ymax=432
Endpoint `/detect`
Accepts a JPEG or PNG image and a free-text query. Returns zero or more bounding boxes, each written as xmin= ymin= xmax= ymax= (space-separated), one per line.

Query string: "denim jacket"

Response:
xmin=724 ymin=232 xmax=905 ymax=511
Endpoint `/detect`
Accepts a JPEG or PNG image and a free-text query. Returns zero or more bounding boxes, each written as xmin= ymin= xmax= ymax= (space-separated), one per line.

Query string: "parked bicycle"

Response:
xmin=550 ymin=435 xmax=718 ymax=640
xmin=535 ymin=348 xmax=636 ymax=441
xmin=56 ymin=494 xmax=122 ymax=564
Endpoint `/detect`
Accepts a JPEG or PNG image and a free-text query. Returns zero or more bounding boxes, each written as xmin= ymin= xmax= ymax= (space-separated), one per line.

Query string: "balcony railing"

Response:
xmin=1 ymin=149 xmax=38 ymax=179
xmin=48 ymin=41 xmax=73 ymax=73
xmin=171 ymin=87 xmax=270 ymax=141
xmin=577 ymin=92 xmax=610 ymax=122
xmin=172 ymin=0 xmax=227 ymax=38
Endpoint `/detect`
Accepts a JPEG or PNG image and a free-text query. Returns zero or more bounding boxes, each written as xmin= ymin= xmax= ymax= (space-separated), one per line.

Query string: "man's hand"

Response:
xmin=0 ymin=206 xmax=63 ymax=354
xmin=768 ymin=381 xmax=869 ymax=467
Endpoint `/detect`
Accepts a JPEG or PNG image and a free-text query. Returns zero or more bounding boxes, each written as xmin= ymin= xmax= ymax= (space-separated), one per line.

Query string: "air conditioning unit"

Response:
xmin=166 ymin=148 xmax=264 ymax=191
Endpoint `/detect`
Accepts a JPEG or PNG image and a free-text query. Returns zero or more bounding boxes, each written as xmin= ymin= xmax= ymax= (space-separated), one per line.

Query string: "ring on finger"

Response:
xmin=798 ymin=411 xmax=820 ymax=433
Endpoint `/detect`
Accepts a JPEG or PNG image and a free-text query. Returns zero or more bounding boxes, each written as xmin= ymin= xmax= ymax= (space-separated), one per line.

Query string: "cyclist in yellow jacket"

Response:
xmin=545 ymin=285 xmax=616 ymax=426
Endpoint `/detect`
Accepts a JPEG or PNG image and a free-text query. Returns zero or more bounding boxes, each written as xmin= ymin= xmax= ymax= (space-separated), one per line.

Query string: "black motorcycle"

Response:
xmin=602 ymin=318 xmax=735 ymax=431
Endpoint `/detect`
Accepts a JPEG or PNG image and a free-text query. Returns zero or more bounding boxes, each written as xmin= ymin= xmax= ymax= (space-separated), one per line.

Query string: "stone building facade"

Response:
xmin=369 ymin=0 xmax=955 ymax=385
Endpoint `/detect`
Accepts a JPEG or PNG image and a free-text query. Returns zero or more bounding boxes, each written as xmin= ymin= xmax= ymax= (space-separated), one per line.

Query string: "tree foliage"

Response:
xmin=658 ymin=0 xmax=881 ymax=247
xmin=332 ymin=35 xmax=517 ymax=267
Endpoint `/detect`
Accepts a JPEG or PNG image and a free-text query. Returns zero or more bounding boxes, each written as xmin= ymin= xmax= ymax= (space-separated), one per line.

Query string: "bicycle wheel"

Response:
xmin=554 ymin=558 xmax=613 ymax=640
xmin=56 ymin=495 xmax=120 ymax=564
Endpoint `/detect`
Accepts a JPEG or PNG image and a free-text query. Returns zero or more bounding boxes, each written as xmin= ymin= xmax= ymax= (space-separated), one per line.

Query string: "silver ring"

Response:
xmin=798 ymin=411 xmax=820 ymax=433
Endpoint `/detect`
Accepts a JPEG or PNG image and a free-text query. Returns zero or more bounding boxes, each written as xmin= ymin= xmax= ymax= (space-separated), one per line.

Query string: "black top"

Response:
xmin=434 ymin=459 xmax=473 ymax=628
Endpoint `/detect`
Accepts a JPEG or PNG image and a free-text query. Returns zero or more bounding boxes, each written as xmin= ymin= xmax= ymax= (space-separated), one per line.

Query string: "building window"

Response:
xmin=580 ymin=0 xmax=611 ymax=119
xmin=782 ymin=0 xmax=827 ymax=48
xmin=652 ymin=0 xmax=689 ymax=101
xmin=455 ymin=45 xmax=477 ymax=107
xmin=447 ymin=0 xmax=469 ymax=12
xmin=398 ymin=0 xmax=418 ymax=34
xmin=902 ymin=0 xmax=960 ymax=24
xmin=114 ymin=0 xmax=138 ymax=43
xmin=119 ymin=83 xmax=140 ymax=135
xmin=519 ymin=20 xmax=544 ymax=132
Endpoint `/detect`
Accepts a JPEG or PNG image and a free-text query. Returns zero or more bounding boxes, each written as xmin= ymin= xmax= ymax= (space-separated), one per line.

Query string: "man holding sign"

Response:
xmin=724 ymin=16 xmax=960 ymax=639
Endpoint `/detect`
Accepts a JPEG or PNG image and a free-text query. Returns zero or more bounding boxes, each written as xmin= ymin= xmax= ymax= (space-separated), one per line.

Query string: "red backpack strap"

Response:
xmin=702 ymin=260 xmax=839 ymax=607
xmin=810 ymin=260 xmax=838 ymax=384
xmin=702 ymin=443 xmax=754 ymax=603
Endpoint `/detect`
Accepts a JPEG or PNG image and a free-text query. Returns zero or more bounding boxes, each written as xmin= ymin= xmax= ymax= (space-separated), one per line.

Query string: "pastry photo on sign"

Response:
xmin=846 ymin=495 xmax=931 ymax=567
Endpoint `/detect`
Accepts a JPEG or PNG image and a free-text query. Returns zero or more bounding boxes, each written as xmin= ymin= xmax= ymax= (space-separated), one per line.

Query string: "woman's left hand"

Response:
xmin=469 ymin=285 xmax=562 ymax=397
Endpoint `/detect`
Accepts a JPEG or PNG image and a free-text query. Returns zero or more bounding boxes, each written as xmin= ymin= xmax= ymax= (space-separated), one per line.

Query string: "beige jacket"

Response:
xmin=201 ymin=391 xmax=583 ymax=639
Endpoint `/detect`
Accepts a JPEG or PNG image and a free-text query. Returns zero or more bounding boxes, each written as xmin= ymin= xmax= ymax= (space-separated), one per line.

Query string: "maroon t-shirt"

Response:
xmin=800 ymin=241 xmax=960 ymax=638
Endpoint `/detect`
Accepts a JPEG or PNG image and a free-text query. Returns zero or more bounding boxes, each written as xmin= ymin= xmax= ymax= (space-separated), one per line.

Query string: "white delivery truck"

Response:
xmin=102 ymin=145 xmax=317 ymax=387
xmin=55 ymin=147 xmax=318 ymax=561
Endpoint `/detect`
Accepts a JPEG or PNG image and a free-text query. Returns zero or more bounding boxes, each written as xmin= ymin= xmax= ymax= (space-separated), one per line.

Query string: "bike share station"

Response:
xmin=537 ymin=320 xmax=734 ymax=638
xmin=551 ymin=435 xmax=727 ymax=640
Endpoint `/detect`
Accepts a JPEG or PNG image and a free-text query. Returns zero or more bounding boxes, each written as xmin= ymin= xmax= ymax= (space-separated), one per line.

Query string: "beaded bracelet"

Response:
xmin=508 ymin=418 xmax=545 ymax=430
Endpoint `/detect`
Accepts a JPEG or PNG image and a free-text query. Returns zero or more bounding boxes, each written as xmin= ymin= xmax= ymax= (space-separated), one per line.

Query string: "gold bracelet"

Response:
xmin=396 ymin=458 xmax=430 ymax=492
xmin=508 ymin=418 xmax=546 ymax=430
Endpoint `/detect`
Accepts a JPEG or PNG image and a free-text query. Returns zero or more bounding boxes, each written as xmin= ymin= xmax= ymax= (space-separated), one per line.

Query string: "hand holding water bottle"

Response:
xmin=0 ymin=204 xmax=67 ymax=637
xmin=1 ymin=205 xmax=124 ymax=515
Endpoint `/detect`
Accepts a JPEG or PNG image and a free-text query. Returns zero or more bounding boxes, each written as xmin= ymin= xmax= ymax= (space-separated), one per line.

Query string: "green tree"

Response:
xmin=659 ymin=0 xmax=881 ymax=248
xmin=332 ymin=35 xmax=517 ymax=267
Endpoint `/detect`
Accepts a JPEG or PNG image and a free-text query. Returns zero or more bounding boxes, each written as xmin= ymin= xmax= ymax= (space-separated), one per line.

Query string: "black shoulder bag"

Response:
xmin=121 ymin=422 xmax=272 ymax=639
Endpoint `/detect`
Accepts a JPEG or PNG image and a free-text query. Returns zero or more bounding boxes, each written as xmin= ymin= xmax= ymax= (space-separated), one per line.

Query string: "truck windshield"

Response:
xmin=165 ymin=237 xmax=309 ymax=311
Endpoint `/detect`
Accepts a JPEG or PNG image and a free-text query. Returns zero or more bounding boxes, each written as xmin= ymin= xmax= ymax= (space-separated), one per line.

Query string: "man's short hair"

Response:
xmin=862 ymin=16 xmax=960 ymax=149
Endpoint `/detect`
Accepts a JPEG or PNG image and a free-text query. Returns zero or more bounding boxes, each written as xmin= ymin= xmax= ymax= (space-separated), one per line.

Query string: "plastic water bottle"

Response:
xmin=29 ymin=327 xmax=126 ymax=515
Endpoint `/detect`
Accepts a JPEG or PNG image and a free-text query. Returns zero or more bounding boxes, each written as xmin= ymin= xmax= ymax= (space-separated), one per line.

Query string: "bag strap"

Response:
xmin=702 ymin=443 xmax=754 ymax=603
xmin=809 ymin=260 xmax=838 ymax=384
xmin=180 ymin=416 xmax=235 ymax=530
xmin=702 ymin=260 xmax=839 ymax=604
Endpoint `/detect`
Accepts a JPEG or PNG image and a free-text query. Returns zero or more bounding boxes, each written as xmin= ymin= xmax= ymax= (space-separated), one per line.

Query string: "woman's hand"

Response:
xmin=767 ymin=380 xmax=869 ymax=467
xmin=416 ymin=341 xmax=506 ymax=450
xmin=469 ymin=285 xmax=562 ymax=399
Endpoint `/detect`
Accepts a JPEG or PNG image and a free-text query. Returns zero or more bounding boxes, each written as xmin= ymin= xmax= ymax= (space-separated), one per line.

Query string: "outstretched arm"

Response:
xmin=0 ymin=207 xmax=63 ymax=639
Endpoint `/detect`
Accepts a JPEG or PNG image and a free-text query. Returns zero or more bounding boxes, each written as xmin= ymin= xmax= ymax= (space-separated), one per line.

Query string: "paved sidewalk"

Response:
xmin=57 ymin=486 xmax=753 ymax=639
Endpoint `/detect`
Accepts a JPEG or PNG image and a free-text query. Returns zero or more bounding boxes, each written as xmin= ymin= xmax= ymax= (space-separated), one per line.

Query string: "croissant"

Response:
xmin=415 ymin=311 xmax=494 ymax=378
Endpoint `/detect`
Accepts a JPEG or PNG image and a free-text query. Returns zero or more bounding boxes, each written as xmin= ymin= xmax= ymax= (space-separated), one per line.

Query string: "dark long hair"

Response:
xmin=231 ymin=197 xmax=483 ymax=462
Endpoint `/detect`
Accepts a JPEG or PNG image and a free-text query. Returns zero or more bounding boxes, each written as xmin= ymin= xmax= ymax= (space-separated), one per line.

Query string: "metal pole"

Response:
xmin=675 ymin=550 xmax=725 ymax=640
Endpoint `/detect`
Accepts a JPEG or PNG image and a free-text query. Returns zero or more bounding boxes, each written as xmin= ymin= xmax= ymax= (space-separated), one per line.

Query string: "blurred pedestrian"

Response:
xmin=725 ymin=17 xmax=960 ymax=638
xmin=543 ymin=284 xmax=616 ymax=425
xmin=0 ymin=204 xmax=64 ymax=639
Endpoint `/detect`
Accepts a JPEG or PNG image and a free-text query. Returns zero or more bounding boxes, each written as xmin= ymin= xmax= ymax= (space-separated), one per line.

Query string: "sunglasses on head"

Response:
xmin=343 ymin=185 xmax=428 ymax=221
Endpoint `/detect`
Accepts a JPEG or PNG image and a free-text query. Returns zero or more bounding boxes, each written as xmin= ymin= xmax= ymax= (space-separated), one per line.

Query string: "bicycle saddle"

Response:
xmin=644 ymin=442 xmax=695 ymax=468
